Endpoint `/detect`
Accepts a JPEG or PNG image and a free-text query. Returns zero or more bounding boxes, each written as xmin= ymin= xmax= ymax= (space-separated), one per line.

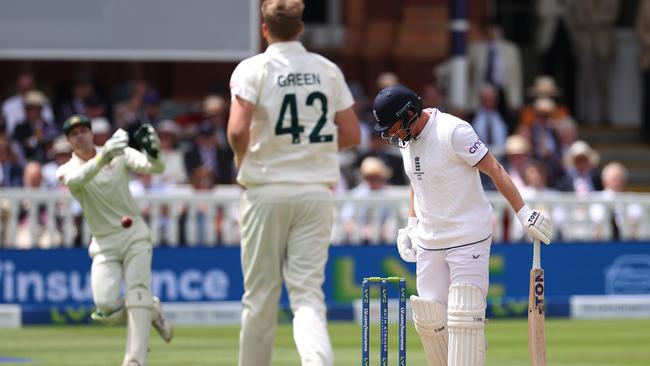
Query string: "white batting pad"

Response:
xmin=124 ymin=289 xmax=154 ymax=366
xmin=292 ymin=306 xmax=333 ymax=366
xmin=411 ymin=295 xmax=448 ymax=366
xmin=124 ymin=307 xmax=152 ymax=366
xmin=447 ymin=283 xmax=486 ymax=366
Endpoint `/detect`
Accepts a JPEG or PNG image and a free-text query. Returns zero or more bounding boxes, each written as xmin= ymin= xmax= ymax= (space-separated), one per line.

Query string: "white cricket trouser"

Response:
xmin=89 ymin=218 xmax=154 ymax=366
xmin=415 ymin=237 xmax=491 ymax=303
xmin=238 ymin=184 xmax=334 ymax=366
xmin=89 ymin=218 xmax=153 ymax=313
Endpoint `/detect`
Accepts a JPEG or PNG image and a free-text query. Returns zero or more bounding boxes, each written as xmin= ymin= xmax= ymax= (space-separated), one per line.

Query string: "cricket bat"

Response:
xmin=528 ymin=238 xmax=547 ymax=366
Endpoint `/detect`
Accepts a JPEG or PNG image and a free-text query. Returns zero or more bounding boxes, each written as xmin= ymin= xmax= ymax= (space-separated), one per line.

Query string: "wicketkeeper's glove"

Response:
xmin=96 ymin=129 xmax=128 ymax=166
xmin=134 ymin=123 xmax=160 ymax=159
xmin=396 ymin=217 xmax=418 ymax=263
xmin=516 ymin=205 xmax=552 ymax=244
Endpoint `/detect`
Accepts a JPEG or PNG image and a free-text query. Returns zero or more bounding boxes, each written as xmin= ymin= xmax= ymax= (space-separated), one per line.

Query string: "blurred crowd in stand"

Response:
xmin=1 ymin=0 xmax=649 ymax=248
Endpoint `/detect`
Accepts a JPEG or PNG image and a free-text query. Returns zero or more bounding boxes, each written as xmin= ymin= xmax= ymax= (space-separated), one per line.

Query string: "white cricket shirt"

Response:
xmin=56 ymin=147 xmax=164 ymax=237
xmin=402 ymin=108 xmax=493 ymax=249
xmin=229 ymin=41 xmax=354 ymax=187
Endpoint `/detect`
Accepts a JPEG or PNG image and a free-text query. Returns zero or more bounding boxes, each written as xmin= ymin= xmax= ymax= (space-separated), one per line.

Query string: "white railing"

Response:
xmin=1 ymin=187 xmax=649 ymax=249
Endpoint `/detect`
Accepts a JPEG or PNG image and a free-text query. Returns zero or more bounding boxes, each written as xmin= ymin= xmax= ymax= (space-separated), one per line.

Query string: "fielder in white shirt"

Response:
xmin=372 ymin=85 xmax=552 ymax=366
xmin=227 ymin=1 xmax=360 ymax=365
xmin=56 ymin=115 xmax=172 ymax=366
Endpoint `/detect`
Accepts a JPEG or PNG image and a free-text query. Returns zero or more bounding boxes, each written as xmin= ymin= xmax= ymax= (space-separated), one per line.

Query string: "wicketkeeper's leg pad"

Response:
xmin=447 ymin=283 xmax=486 ymax=366
xmin=123 ymin=287 xmax=153 ymax=366
xmin=411 ymin=295 xmax=448 ymax=366
xmin=91 ymin=305 xmax=126 ymax=326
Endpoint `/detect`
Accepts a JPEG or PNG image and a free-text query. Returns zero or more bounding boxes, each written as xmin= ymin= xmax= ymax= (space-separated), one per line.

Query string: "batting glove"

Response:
xmin=96 ymin=129 xmax=128 ymax=165
xmin=516 ymin=205 xmax=552 ymax=244
xmin=396 ymin=217 xmax=418 ymax=263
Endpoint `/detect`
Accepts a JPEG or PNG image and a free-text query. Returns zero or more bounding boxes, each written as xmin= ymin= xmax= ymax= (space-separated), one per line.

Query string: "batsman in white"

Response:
xmin=227 ymin=0 xmax=360 ymax=364
xmin=372 ymin=85 xmax=552 ymax=366
xmin=56 ymin=115 xmax=172 ymax=366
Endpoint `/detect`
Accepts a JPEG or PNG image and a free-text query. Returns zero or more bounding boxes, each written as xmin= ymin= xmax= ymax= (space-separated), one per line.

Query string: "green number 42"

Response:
xmin=275 ymin=92 xmax=333 ymax=144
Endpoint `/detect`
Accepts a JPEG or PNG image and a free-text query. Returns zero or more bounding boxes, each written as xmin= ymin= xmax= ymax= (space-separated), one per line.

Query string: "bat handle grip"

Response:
xmin=532 ymin=239 xmax=541 ymax=270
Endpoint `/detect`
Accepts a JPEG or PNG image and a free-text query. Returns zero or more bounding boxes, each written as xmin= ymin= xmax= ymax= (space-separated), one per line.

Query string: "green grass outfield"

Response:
xmin=1 ymin=318 xmax=649 ymax=365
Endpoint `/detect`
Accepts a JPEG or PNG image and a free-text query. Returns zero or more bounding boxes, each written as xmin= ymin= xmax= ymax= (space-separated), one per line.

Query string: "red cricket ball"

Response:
xmin=121 ymin=216 xmax=132 ymax=228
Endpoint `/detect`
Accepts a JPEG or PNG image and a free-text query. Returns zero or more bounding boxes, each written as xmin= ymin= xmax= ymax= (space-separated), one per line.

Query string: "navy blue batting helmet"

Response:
xmin=372 ymin=84 xmax=422 ymax=133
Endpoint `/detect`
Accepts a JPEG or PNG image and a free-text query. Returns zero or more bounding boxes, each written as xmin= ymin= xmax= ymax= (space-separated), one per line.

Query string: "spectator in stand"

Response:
xmin=636 ymin=0 xmax=650 ymax=143
xmin=568 ymin=0 xmax=619 ymax=125
xmin=154 ymin=119 xmax=188 ymax=186
xmin=12 ymin=90 xmax=60 ymax=163
xmin=502 ymin=134 xmax=532 ymax=191
xmin=420 ymin=82 xmax=445 ymax=113
xmin=468 ymin=18 xmax=523 ymax=129
xmin=15 ymin=161 xmax=62 ymax=249
xmin=184 ymin=122 xmax=235 ymax=185
xmin=510 ymin=160 xmax=564 ymax=242
xmin=140 ymin=91 xmax=164 ymax=126
xmin=0 ymin=134 xmax=23 ymax=187
xmin=42 ymin=136 xmax=72 ymax=188
xmin=59 ymin=74 xmax=95 ymax=122
xmin=590 ymin=162 xmax=644 ymax=240
xmin=563 ymin=140 xmax=602 ymax=196
xmin=83 ymin=94 xmax=108 ymax=120
xmin=355 ymin=133 xmax=407 ymax=186
xmin=519 ymin=75 xmax=572 ymax=127
xmin=339 ymin=156 xmax=395 ymax=244
xmin=177 ymin=164 xmax=216 ymax=245
xmin=122 ymin=90 xmax=164 ymax=149
xmin=469 ymin=84 xmax=509 ymax=161
xmin=113 ymin=78 xmax=149 ymax=129
xmin=376 ymin=71 xmax=400 ymax=92
xmin=91 ymin=117 xmax=112 ymax=147
xmin=202 ymin=95 xmax=230 ymax=151
xmin=521 ymin=160 xmax=559 ymax=195
xmin=128 ymin=171 xmax=169 ymax=225
xmin=529 ymin=97 xmax=565 ymax=187
xmin=554 ymin=116 xmax=578 ymax=159
xmin=2 ymin=71 xmax=55 ymax=137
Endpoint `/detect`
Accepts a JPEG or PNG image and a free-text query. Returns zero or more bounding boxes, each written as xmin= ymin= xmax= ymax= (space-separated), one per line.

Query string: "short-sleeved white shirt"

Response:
xmin=229 ymin=41 xmax=354 ymax=187
xmin=401 ymin=108 xmax=493 ymax=249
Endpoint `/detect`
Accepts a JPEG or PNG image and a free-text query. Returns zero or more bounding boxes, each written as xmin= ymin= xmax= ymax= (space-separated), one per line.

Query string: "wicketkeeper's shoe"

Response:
xmin=152 ymin=296 xmax=173 ymax=343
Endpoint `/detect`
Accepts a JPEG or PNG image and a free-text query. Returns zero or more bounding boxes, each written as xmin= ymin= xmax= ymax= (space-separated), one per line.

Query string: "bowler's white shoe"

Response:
xmin=152 ymin=296 xmax=173 ymax=343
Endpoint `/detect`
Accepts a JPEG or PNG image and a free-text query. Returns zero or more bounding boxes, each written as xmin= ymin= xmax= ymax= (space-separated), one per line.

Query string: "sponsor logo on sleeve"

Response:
xmin=468 ymin=139 xmax=484 ymax=154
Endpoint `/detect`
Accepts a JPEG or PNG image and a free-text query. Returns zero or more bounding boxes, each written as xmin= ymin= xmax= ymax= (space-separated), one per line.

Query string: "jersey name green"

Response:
xmin=277 ymin=72 xmax=321 ymax=87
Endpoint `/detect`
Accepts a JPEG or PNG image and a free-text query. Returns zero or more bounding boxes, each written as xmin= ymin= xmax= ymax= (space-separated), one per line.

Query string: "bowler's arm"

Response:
xmin=227 ymin=96 xmax=254 ymax=169
xmin=476 ymin=152 xmax=525 ymax=212
xmin=334 ymin=107 xmax=360 ymax=150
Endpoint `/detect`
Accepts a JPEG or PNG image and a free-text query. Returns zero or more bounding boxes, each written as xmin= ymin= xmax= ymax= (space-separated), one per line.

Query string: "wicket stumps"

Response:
xmin=361 ymin=276 xmax=406 ymax=366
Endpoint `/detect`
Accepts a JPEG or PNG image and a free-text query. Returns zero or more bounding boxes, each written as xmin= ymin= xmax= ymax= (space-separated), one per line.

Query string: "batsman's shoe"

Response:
xmin=152 ymin=296 xmax=173 ymax=343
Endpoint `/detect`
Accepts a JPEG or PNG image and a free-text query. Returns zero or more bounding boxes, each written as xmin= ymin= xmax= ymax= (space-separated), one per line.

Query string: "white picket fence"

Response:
xmin=1 ymin=187 xmax=649 ymax=249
